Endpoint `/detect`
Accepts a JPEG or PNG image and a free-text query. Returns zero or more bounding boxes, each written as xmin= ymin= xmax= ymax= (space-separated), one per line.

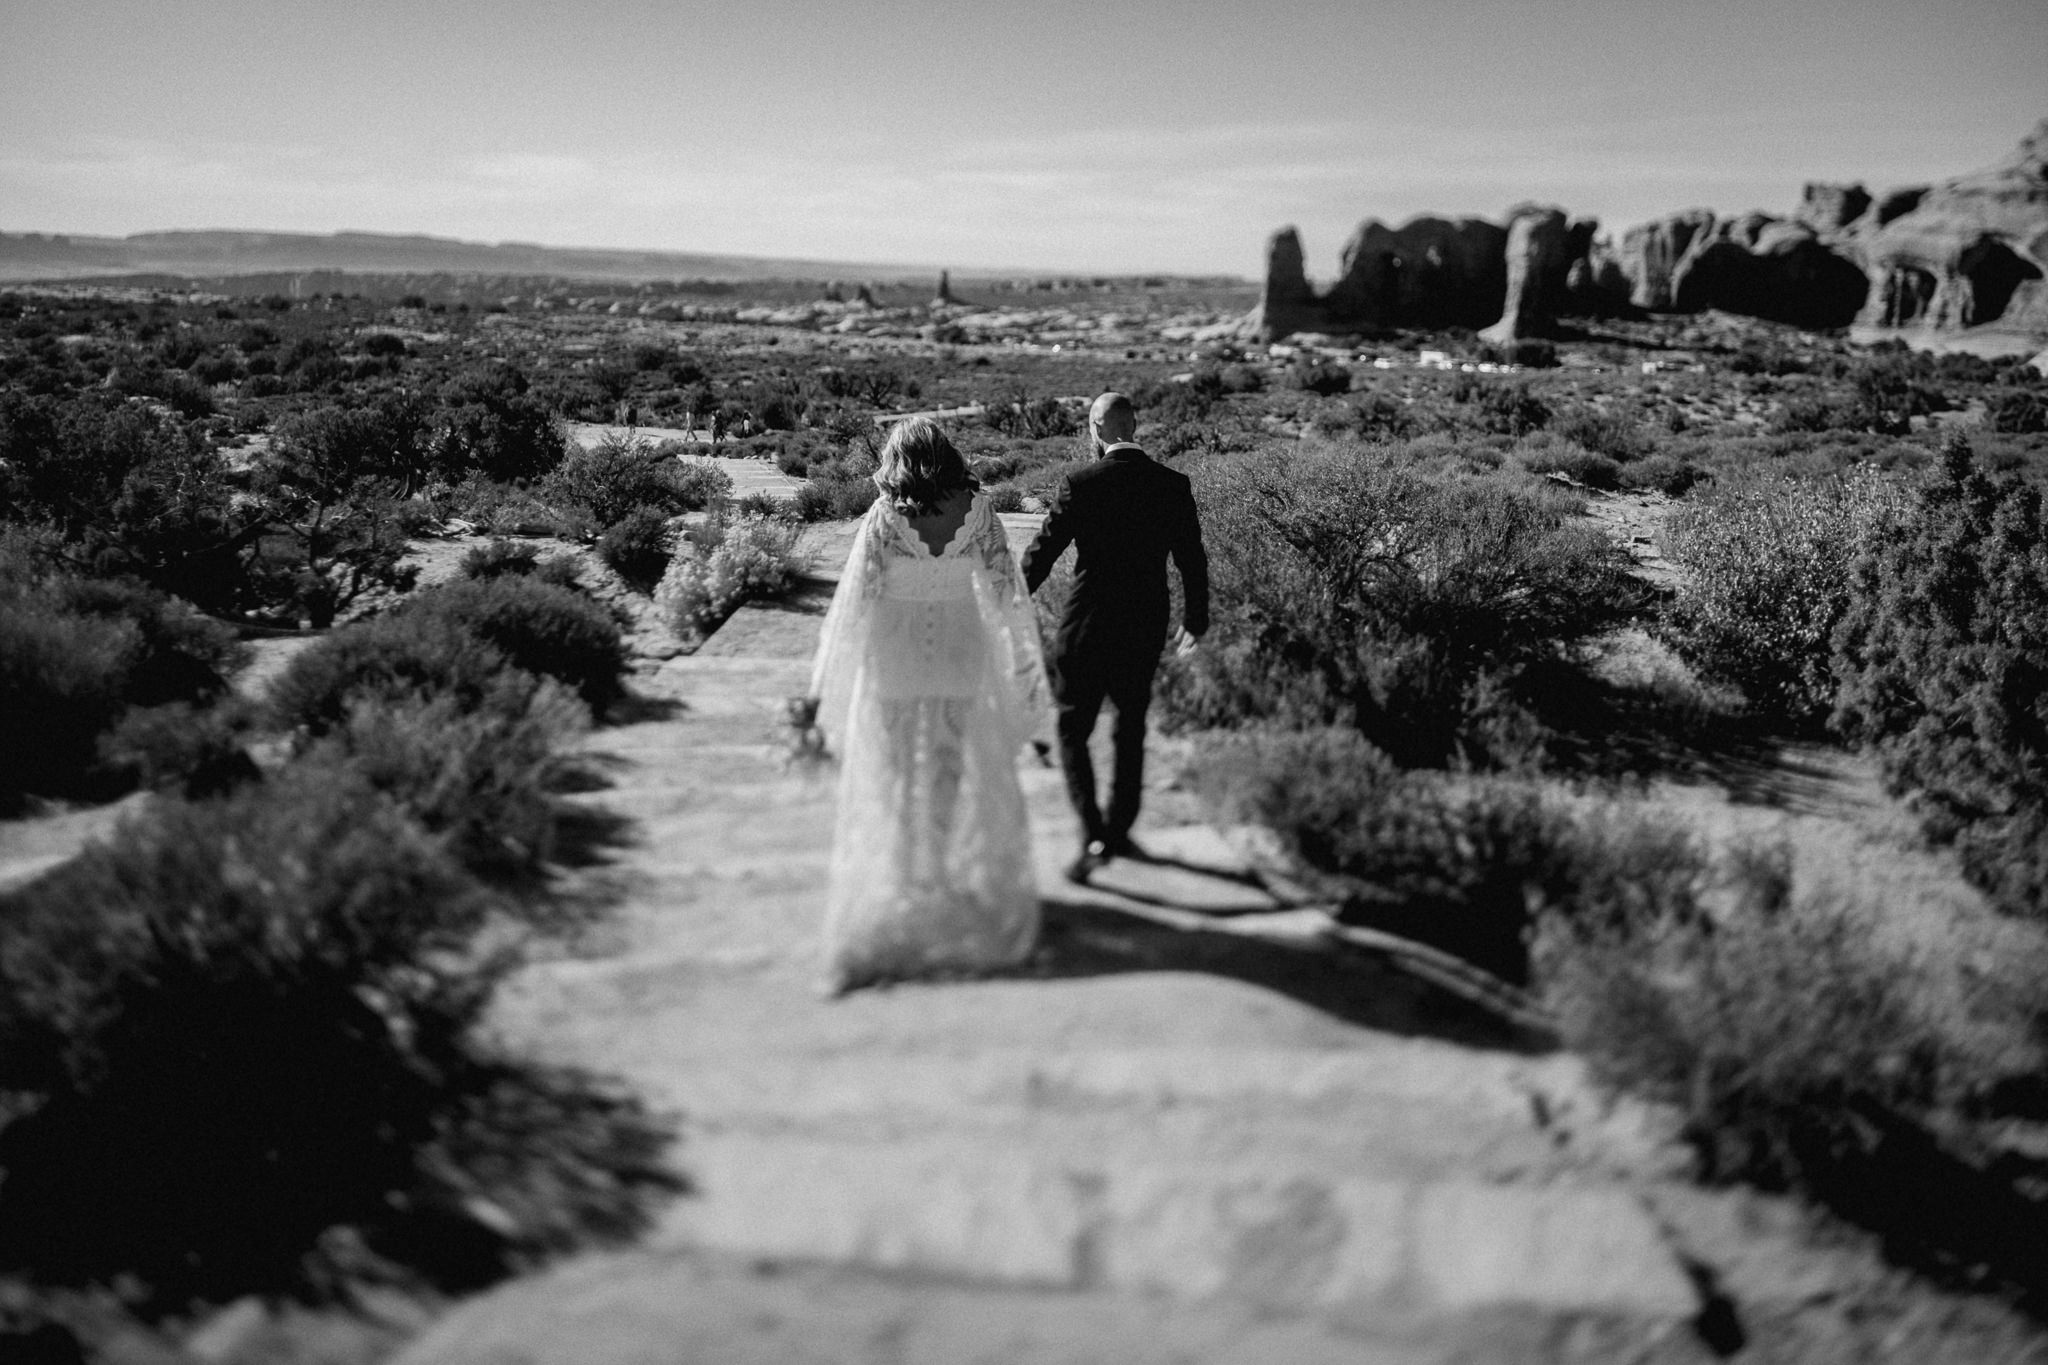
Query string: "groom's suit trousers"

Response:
xmin=1049 ymin=648 xmax=1156 ymax=845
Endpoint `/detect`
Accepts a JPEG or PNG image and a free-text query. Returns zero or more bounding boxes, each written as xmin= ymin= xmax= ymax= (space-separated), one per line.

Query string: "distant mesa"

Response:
xmin=1254 ymin=118 xmax=2048 ymax=344
xmin=0 ymin=228 xmax=983 ymax=289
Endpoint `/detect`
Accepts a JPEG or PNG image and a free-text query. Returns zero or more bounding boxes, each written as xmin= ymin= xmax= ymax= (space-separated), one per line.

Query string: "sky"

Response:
xmin=2 ymin=0 xmax=2043 ymax=278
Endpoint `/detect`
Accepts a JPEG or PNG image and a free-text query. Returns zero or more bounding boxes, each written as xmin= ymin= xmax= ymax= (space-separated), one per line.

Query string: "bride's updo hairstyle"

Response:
xmin=873 ymin=416 xmax=975 ymax=517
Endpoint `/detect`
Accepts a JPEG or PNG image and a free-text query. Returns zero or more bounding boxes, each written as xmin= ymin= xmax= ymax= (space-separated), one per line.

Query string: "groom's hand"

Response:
xmin=1172 ymin=626 xmax=1200 ymax=658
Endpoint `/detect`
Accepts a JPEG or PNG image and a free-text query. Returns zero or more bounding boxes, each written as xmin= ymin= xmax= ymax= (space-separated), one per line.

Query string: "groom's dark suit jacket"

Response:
xmin=1021 ymin=445 xmax=1208 ymax=669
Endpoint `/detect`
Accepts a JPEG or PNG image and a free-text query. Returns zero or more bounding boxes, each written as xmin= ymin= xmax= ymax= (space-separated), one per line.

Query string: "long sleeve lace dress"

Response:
xmin=806 ymin=492 xmax=1051 ymax=991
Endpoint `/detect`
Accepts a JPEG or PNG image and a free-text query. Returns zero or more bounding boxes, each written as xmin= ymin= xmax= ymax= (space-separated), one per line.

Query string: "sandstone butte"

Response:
xmin=1254 ymin=118 xmax=2048 ymax=346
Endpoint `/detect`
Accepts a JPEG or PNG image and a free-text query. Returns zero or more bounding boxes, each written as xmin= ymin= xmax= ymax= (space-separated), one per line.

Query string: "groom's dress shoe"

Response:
xmin=1101 ymin=834 xmax=1149 ymax=863
xmin=1064 ymin=842 xmax=1109 ymax=884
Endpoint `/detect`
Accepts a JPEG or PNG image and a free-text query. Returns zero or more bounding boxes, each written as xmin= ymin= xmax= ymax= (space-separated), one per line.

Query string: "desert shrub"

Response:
xmin=1517 ymin=444 xmax=1622 ymax=490
xmin=789 ymin=481 xmax=835 ymax=522
xmin=0 ymin=598 xmax=134 ymax=806
xmin=1218 ymin=362 xmax=1265 ymax=393
xmin=754 ymin=387 xmax=806 ymax=432
xmin=731 ymin=490 xmax=788 ymax=520
xmin=299 ymin=687 xmax=585 ymax=878
xmin=0 ymin=769 xmax=675 ymax=1299
xmin=540 ymin=434 xmax=731 ymax=528
xmin=795 ymin=471 xmax=879 ymax=521
xmin=268 ymin=614 xmax=534 ymax=738
xmin=1350 ymin=393 xmax=1415 ymax=439
xmin=1197 ymin=722 xmax=2041 ymax=1284
xmin=817 ymin=364 xmax=911 ymax=408
xmin=596 ymin=505 xmax=674 ymax=587
xmin=1727 ymin=341 xmax=1811 ymax=377
xmin=47 ymin=577 xmax=248 ymax=707
xmin=984 ymin=391 xmax=1079 ymax=439
xmin=1988 ymin=386 xmax=2048 ymax=435
xmin=774 ymin=443 xmax=811 ymax=477
xmin=1773 ymin=393 xmax=1857 ymax=434
xmin=1660 ymin=466 xmax=1911 ymax=728
xmin=0 ymin=392 xmax=262 ymax=612
xmin=1775 ymin=360 xmax=1950 ymax=437
xmin=1551 ymin=407 xmax=1653 ymax=462
xmin=0 ymin=573 xmax=252 ymax=807
xmin=96 ymin=700 xmax=258 ymax=798
xmin=1156 ymin=443 xmax=1638 ymax=767
xmin=1464 ymin=380 xmax=1551 ymax=436
xmin=272 ymin=395 xmax=436 ymax=492
xmin=654 ymin=514 xmax=804 ymax=637
xmin=1544 ymin=889 xmax=1956 ymax=1195
xmin=394 ymin=576 xmax=627 ymax=713
xmin=458 ymin=539 xmax=582 ymax=590
xmin=1833 ymin=438 xmax=2048 ymax=918
xmin=1618 ymin=453 xmax=1704 ymax=497
xmin=460 ymin=538 xmax=543 ymax=580
xmin=1282 ymin=358 xmax=1352 ymax=396
xmin=443 ymin=475 xmax=580 ymax=538
xmin=1138 ymin=379 xmax=1215 ymax=429
xmin=1190 ymin=727 xmax=1715 ymax=983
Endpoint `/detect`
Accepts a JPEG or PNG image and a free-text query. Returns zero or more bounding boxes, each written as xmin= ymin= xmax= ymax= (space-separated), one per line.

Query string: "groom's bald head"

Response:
xmin=1089 ymin=391 xmax=1135 ymax=450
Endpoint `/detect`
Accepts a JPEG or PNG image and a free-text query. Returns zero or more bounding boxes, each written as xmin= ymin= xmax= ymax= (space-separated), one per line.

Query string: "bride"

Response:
xmin=803 ymin=416 xmax=1051 ymax=992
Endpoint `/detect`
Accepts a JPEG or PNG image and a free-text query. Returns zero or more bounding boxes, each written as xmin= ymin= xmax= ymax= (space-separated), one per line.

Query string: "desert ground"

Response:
xmin=3 ymin=278 xmax=2046 ymax=1361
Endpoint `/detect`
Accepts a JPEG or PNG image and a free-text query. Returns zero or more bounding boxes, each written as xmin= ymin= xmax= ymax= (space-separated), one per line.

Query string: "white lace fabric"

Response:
xmin=807 ymin=494 xmax=1051 ymax=991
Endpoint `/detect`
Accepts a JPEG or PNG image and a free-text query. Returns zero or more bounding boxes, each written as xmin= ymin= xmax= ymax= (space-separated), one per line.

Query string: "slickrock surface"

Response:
xmin=388 ymin=516 xmax=1884 ymax=1365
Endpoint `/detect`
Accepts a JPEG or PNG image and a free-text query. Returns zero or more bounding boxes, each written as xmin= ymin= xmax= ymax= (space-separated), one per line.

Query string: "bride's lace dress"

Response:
xmin=807 ymin=492 xmax=1052 ymax=991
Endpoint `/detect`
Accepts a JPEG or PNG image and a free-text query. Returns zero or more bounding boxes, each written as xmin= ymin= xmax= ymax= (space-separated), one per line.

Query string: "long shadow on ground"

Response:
xmin=1023 ymin=898 xmax=1549 ymax=1054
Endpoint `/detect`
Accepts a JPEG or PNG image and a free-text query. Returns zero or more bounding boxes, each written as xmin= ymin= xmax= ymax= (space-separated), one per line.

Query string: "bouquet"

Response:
xmin=785 ymin=695 xmax=830 ymax=772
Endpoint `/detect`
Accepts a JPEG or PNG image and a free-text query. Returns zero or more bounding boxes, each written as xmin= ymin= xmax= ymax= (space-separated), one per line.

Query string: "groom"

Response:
xmin=1023 ymin=391 xmax=1209 ymax=883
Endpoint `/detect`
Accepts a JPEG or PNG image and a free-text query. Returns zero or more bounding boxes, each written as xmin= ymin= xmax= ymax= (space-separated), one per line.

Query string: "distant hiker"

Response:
xmin=1022 ymin=391 xmax=1208 ymax=883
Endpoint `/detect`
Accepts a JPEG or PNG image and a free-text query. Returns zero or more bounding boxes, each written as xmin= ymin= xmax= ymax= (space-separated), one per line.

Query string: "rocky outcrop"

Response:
xmin=1796 ymin=182 xmax=1873 ymax=234
xmin=1324 ymin=216 xmax=1508 ymax=330
xmin=1254 ymin=216 xmax=1511 ymax=339
xmin=1482 ymin=206 xmax=1599 ymax=342
xmin=1618 ymin=210 xmax=1716 ymax=311
xmin=1671 ymin=214 xmax=1870 ymax=329
xmin=1851 ymin=118 xmax=2048 ymax=332
xmin=1252 ymin=121 xmax=2048 ymax=342
xmin=1251 ymin=227 xmax=1325 ymax=341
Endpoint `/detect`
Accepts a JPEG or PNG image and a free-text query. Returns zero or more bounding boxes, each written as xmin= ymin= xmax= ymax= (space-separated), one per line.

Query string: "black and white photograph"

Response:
xmin=2 ymin=0 xmax=2046 ymax=1359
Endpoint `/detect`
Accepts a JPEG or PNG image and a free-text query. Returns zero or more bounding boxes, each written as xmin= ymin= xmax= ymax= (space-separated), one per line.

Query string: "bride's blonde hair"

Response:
xmin=873 ymin=416 xmax=974 ymax=517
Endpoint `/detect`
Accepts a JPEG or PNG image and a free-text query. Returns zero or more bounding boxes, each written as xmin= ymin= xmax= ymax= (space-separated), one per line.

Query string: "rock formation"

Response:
xmin=1670 ymin=214 xmax=1869 ymax=328
xmin=1252 ymin=121 xmax=2048 ymax=343
xmin=1251 ymin=227 xmax=1324 ymax=341
xmin=1252 ymin=216 xmax=1509 ymax=339
xmin=1796 ymin=182 xmax=1873 ymax=234
xmin=1617 ymin=209 xmax=1716 ymax=311
xmin=1482 ymin=206 xmax=1599 ymax=342
xmin=1325 ymin=216 xmax=1507 ymax=329
xmin=1851 ymin=117 xmax=2048 ymax=332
